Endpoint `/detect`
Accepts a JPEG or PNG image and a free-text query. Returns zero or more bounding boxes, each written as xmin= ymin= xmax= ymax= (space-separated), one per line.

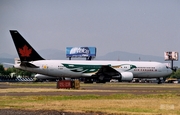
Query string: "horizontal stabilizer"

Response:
xmin=1 ymin=63 xmax=14 ymax=66
xmin=20 ymin=62 xmax=39 ymax=68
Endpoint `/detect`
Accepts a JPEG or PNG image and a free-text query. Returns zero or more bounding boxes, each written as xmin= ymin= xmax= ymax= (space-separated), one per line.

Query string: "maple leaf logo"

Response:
xmin=19 ymin=45 xmax=32 ymax=57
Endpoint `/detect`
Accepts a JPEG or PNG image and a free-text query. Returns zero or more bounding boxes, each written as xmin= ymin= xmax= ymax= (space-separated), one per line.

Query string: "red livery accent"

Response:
xmin=19 ymin=45 xmax=32 ymax=57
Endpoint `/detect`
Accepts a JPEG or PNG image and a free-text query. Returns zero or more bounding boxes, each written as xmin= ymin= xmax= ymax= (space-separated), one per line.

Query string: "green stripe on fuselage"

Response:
xmin=62 ymin=64 xmax=103 ymax=73
xmin=62 ymin=63 xmax=137 ymax=73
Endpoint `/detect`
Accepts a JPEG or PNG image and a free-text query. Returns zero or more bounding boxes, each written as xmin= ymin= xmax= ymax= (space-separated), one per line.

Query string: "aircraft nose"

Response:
xmin=167 ymin=68 xmax=172 ymax=75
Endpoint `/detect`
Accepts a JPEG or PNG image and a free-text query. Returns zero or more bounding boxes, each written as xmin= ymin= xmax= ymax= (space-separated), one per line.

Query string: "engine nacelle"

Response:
xmin=120 ymin=72 xmax=133 ymax=81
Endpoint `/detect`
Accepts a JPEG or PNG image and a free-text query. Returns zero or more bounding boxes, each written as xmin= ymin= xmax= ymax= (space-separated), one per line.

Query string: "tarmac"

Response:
xmin=0 ymin=82 xmax=179 ymax=96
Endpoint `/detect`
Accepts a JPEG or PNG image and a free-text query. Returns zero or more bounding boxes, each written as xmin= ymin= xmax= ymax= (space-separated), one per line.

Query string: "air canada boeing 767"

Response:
xmin=9 ymin=30 xmax=172 ymax=84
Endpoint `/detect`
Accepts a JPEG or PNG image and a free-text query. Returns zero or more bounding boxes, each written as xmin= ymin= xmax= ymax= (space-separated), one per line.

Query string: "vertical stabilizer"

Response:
xmin=10 ymin=30 xmax=44 ymax=61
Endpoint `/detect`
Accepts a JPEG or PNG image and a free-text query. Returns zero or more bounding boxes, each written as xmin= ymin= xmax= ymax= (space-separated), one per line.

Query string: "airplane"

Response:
xmin=9 ymin=30 xmax=172 ymax=84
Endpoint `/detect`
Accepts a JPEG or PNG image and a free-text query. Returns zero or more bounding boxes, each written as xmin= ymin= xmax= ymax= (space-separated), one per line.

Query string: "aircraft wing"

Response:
xmin=2 ymin=62 xmax=39 ymax=68
xmin=95 ymin=65 xmax=120 ymax=77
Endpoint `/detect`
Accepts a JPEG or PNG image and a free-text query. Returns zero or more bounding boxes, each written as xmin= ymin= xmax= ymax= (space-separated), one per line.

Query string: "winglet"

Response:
xmin=10 ymin=30 xmax=44 ymax=61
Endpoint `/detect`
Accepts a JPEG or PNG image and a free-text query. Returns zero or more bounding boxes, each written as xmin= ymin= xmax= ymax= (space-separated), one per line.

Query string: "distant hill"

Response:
xmin=97 ymin=51 xmax=164 ymax=61
xmin=0 ymin=49 xmax=179 ymax=67
xmin=0 ymin=58 xmax=14 ymax=63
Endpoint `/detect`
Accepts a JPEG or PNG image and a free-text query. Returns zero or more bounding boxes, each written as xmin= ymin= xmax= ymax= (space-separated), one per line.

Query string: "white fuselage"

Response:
xmin=14 ymin=60 xmax=172 ymax=79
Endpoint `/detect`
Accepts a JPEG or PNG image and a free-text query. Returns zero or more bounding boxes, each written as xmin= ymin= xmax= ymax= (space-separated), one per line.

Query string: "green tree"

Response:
xmin=170 ymin=69 xmax=180 ymax=79
xmin=11 ymin=68 xmax=34 ymax=77
xmin=0 ymin=66 xmax=33 ymax=77
xmin=5 ymin=67 xmax=16 ymax=75
xmin=0 ymin=64 xmax=5 ymax=75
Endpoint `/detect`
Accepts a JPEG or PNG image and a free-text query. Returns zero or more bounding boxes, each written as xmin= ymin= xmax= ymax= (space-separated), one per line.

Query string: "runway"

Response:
xmin=0 ymin=82 xmax=179 ymax=96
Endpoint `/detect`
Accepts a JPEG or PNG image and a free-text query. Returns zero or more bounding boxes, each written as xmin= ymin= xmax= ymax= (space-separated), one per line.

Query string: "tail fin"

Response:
xmin=10 ymin=30 xmax=44 ymax=61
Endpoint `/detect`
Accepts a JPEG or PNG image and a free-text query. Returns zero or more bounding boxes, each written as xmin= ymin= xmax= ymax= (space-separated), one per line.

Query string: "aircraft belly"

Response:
xmin=134 ymin=72 xmax=163 ymax=78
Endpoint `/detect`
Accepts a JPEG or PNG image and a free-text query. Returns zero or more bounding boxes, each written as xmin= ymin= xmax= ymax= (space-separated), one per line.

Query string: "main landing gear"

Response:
xmin=157 ymin=78 xmax=162 ymax=84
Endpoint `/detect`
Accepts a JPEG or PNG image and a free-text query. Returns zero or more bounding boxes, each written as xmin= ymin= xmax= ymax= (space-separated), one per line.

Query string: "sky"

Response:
xmin=0 ymin=0 xmax=180 ymax=58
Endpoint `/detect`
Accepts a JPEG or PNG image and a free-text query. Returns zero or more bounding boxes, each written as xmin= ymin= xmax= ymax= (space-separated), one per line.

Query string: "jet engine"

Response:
xmin=120 ymin=72 xmax=133 ymax=81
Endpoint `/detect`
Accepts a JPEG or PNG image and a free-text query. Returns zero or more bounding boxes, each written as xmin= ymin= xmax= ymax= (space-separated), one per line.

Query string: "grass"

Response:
xmin=0 ymin=82 xmax=180 ymax=115
xmin=0 ymin=94 xmax=180 ymax=115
